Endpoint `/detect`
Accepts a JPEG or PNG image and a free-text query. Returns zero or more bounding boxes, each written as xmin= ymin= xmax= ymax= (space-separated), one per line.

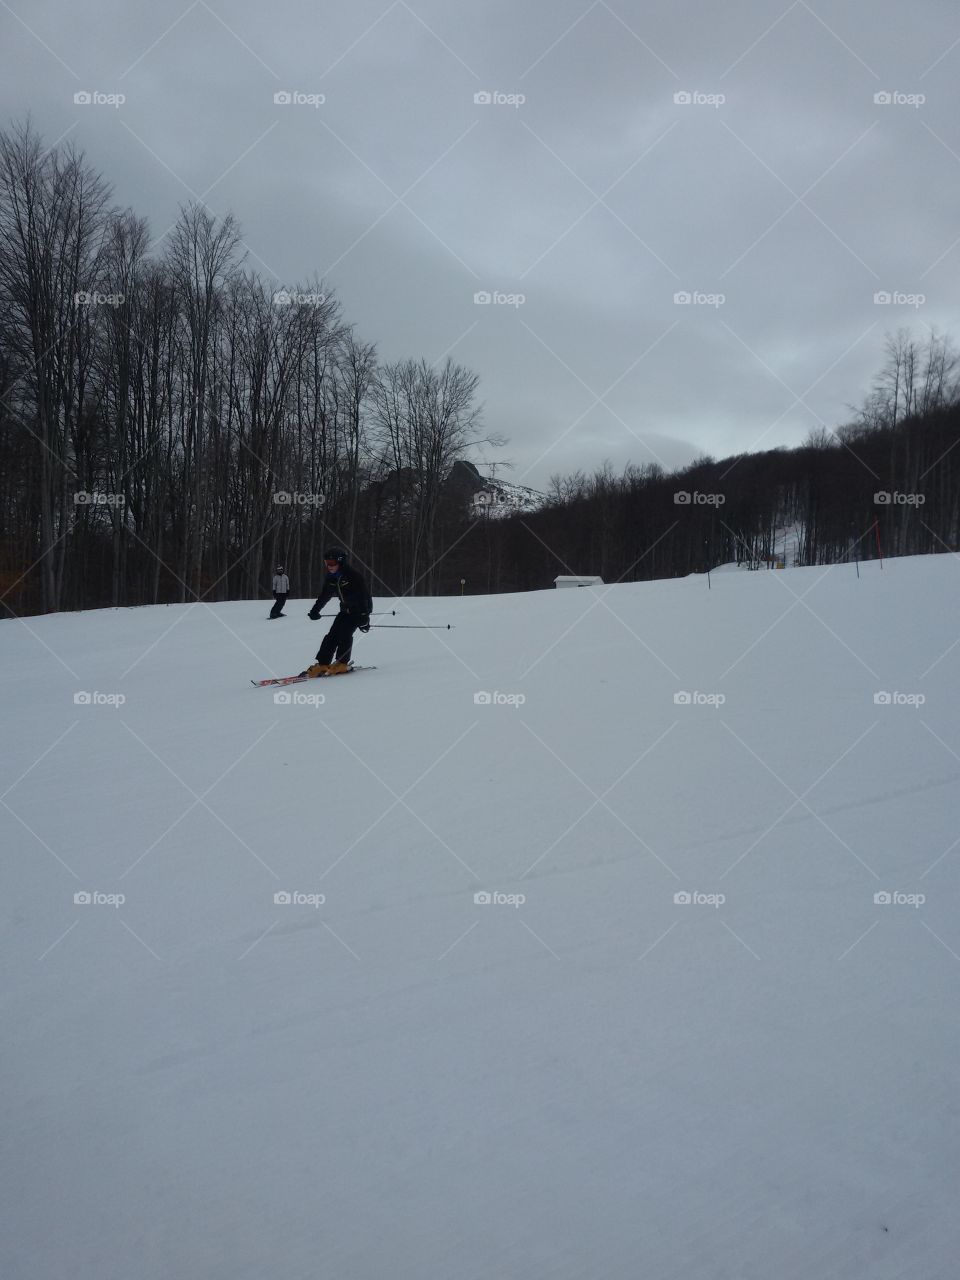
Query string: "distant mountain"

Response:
xmin=444 ymin=461 xmax=546 ymax=519
xmin=470 ymin=477 xmax=546 ymax=519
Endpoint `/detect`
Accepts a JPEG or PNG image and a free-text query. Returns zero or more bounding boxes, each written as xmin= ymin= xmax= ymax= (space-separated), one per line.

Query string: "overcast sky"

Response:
xmin=3 ymin=0 xmax=958 ymax=490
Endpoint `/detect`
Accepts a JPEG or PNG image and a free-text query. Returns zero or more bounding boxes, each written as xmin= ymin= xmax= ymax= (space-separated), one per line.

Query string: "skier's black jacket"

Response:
xmin=309 ymin=563 xmax=372 ymax=619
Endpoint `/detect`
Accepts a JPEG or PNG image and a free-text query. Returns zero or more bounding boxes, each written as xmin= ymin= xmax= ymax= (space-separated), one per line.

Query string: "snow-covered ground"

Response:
xmin=3 ymin=556 xmax=960 ymax=1279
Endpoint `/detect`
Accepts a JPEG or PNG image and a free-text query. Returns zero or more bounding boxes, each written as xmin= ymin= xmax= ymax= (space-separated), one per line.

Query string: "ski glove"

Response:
xmin=308 ymin=610 xmax=320 ymax=621
xmin=358 ymin=614 xmax=371 ymax=633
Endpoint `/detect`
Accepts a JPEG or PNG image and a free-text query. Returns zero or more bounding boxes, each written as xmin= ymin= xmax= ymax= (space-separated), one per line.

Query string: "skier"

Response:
xmin=269 ymin=565 xmax=290 ymax=618
xmin=301 ymin=547 xmax=372 ymax=675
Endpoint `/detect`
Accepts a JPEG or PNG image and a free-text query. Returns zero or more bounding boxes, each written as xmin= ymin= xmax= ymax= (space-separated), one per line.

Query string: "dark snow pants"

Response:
xmin=317 ymin=613 xmax=359 ymax=664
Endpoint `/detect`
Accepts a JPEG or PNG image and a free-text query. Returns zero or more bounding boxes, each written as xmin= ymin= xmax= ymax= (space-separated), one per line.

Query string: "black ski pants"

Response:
xmin=317 ymin=613 xmax=359 ymax=664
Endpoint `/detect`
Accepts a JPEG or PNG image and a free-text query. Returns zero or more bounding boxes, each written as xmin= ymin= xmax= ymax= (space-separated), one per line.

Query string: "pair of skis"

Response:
xmin=251 ymin=665 xmax=375 ymax=688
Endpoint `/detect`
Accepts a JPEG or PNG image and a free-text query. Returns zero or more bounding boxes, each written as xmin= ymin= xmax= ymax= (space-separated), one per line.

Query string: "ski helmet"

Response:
xmin=323 ymin=547 xmax=346 ymax=566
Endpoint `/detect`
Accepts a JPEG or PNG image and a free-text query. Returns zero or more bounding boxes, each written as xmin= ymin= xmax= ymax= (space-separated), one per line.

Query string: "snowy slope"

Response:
xmin=3 ymin=557 xmax=960 ymax=1279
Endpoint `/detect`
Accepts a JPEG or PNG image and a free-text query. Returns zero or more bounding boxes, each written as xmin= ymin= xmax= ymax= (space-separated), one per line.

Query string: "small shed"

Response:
xmin=554 ymin=575 xmax=604 ymax=588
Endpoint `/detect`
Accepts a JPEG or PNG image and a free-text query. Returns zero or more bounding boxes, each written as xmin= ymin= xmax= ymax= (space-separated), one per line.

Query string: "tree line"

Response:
xmin=457 ymin=327 xmax=960 ymax=594
xmin=0 ymin=121 xmax=493 ymax=616
xmin=2 ymin=119 xmax=958 ymax=616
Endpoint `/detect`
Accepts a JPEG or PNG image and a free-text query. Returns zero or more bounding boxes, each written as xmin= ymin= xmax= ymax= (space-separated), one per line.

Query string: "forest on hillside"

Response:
xmin=2 ymin=121 xmax=957 ymax=615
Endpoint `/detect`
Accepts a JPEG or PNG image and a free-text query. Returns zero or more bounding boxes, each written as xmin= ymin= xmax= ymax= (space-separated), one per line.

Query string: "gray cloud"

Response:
xmin=4 ymin=0 xmax=958 ymax=490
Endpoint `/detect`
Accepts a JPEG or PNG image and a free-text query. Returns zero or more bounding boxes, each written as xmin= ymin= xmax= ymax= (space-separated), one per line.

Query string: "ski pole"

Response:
xmin=309 ymin=610 xmax=397 ymax=619
xmin=370 ymin=623 xmax=454 ymax=630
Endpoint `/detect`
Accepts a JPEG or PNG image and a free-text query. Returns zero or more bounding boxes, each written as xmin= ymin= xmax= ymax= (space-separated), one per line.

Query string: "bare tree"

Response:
xmin=0 ymin=122 xmax=113 ymax=610
xmin=166 ymin=203 xmax=241 ymax=599
xmin=372 ymin=357 xmax=486 ymax=592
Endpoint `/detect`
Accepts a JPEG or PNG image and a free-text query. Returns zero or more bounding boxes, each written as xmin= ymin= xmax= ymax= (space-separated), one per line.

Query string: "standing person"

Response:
xmin=302 ymin=547 xmax=372 ymax=675
xmin=269 ymin=565 xmax=290 ymax=619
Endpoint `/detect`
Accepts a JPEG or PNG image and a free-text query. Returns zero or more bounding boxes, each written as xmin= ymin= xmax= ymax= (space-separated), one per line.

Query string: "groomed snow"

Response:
xmin=3 ymin=556 xmax=959 ymax=1279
